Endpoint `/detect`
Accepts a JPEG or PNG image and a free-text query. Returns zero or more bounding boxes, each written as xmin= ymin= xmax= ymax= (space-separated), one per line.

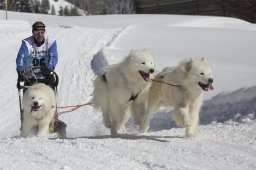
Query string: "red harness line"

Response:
xmin=57 ymin=102 xmax=93 ymax=115
xmin=56 ymin=79 xmax=178 ymax=115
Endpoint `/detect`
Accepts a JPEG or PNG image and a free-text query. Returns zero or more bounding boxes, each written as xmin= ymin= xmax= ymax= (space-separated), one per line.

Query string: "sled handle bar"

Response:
xmin=17 ymin=66 xmax=59 ymax=87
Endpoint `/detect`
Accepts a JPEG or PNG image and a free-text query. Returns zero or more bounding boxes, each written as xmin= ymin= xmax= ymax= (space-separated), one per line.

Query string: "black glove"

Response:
xmin=41 ymin=67 xmax=52 ymax=77
xmin=17 ymin=71 xmax=25 ymax=82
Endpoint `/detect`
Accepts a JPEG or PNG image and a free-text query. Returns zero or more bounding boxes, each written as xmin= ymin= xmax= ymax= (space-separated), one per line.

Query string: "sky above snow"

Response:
xmin=0 ymin=10 xmax=256 ymax=170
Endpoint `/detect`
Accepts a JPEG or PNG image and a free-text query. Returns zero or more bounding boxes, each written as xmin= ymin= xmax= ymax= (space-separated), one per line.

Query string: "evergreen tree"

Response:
xmin=59 ymin=6 xmax=64 ymax=16
xmin=8 ymin=0 xmax=18 ymax=11
xmin=6 ymin=0 xmax=135 ymax=15
xmin=34 ymin=4 xmax=39 ymax=13
xmin=51 ymin=5 xmax=56 ymax=15
xmin=41 ymin=0 xmax=50 ymax=14
xmin=75 ymin=0 xmax=82 ymax=9
xmin=70 ymin=6 xmax=80 ymax=16
xmin=18 ymin=0 xmax=32 ymax=13
xmin=20 ymin=0 xmax=32 ymax=13
xmin=63 ymin=6 xmax=69 ymax=16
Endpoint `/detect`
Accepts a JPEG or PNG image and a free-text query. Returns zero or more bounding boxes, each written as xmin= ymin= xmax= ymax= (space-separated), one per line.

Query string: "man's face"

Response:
xmin=33 ymin=30 xmax=45 ymax=43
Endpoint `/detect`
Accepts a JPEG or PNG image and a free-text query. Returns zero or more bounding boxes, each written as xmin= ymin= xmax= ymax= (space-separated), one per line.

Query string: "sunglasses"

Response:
xmin=33 ymin=30 xmax=45 ymax=35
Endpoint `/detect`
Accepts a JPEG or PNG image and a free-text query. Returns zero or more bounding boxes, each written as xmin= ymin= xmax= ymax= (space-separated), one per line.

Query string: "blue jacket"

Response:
xmin=16 ymin=36 xmax=58 ymax=71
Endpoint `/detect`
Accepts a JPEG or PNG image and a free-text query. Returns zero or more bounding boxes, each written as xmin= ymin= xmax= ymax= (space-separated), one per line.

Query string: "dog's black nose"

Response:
xmin=33 ymin=101 xmax=38 ymax=106
xmin=208 ymin=78 xmax=213 ymax=84
xmin=149 ymin=68 xmax=154 ymax=73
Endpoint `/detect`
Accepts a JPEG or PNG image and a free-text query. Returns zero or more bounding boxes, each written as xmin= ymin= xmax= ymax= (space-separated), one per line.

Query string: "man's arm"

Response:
xmin=48 ymin=40 xmax=58 ymax=70
xmin=16 ymin=41 xmax=29 ymax=72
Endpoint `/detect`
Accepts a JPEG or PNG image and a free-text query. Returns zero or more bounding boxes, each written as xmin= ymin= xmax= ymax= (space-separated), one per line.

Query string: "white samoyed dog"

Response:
xmin=21 ymin=83 xmax=56 ymax=138
xmin=135 ymin=58 xmax=214 ymax=137
xmin=92 ymin=49 xmax=155 ymax=136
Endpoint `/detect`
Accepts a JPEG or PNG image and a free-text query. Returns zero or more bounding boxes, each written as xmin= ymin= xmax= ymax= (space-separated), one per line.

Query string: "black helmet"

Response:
xmin=32 ymin=21 xmax=46 ymax=32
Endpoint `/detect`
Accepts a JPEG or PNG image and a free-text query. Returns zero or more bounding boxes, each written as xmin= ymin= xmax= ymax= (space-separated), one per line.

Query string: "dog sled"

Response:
xmin=17 ymin=66 xmax=67 ymax=138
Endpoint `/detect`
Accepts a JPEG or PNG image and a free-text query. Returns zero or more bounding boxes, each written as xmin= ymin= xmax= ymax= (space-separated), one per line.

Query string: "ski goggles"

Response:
xmin=33 ymin=30 xmax=45 ymax=35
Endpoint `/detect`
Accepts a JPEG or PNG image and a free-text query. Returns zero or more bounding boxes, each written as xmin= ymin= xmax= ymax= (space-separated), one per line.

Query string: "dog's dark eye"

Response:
xmin=141 ymin=62 xmax=145 ymax=65
xmin=200 ymin=72 xmax=204 ymax=75
xmin=32 ymin=97 xmax=35 ymax=99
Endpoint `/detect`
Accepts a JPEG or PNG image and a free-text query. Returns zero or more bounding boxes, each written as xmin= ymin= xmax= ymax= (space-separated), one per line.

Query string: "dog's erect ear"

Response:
xmin=201 ymin=57 xmax=209 ymax=64
xmin=130 ymin=49 xmax=151 ymax=56
xmin=142 ymin=48 xmax=151 ymax=54
xmin=201 ymin=57 xmax=207 ymax=62
xmin=185 ymin=59 xmax=193 ymax=72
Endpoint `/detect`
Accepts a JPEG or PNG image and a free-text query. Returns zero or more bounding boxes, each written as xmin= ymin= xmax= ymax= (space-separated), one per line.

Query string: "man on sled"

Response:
xmin=16 ymin=21 xmax=67 ymax=138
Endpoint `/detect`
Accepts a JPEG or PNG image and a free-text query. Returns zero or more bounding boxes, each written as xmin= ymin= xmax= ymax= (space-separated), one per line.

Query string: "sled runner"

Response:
xmin=17 ymin=66 xmax=67 ymax=138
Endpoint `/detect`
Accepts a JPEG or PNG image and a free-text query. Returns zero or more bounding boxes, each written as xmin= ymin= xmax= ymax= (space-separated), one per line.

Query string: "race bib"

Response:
xmin=25 ymin=55 xmax=49 ymax=68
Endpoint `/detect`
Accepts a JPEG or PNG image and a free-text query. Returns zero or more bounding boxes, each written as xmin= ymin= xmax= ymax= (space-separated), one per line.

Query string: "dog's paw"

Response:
xmin=104 ymin=123 xmax=111 ymax=129
xmin=140 ymin=126 xmax=149 ymax=133
xmin=185 ymin=128 xmax=196 ymax=138
xmin=183 ymin=118 xmax=191 ymax=127
xmin=103 ymin=119 xmax=111 ymax=128
xmin=134 ymin=122 xmax=149 ymax=133
xmin=180 ymin=112 xmax=191 ymax=127
xmin=134 ymin=123 xmax=140 ymax=129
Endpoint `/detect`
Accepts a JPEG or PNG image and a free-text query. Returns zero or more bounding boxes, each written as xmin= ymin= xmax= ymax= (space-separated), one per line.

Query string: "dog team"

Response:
xmin=21 ymin=49 xmax=214 ymax=139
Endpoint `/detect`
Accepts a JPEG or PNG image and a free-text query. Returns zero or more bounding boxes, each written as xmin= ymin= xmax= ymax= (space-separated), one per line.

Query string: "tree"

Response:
xmin=59 ymin=6 xmax=64 ymax=16
xmin=70 ymin=6 xmax=80 ymax=16
xmin=63 ymin=6 xmax=69 ymax=16
xmin=34 ymin=4 xmax=39 ymax=13
xmin=70 ymin=0 xmax=134 ymax=15
xmin=51 ymin=5 xmax=56 ymax=15
xmin=41 ymin=0 xmax=50 ymax=14
xmin=6 ymin=0 xmax=135 ymax=15
xmin=18 ymin=0 xmax=32 ymax=13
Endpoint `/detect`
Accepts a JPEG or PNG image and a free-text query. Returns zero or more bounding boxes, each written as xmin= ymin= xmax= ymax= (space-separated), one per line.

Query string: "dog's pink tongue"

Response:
xmin=209 ymin=84 xmax=214 ymax=90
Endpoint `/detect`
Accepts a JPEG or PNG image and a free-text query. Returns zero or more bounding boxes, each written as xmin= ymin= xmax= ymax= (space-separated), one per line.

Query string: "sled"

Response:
xmin=17 ymin=66 xmax=66 ymax=138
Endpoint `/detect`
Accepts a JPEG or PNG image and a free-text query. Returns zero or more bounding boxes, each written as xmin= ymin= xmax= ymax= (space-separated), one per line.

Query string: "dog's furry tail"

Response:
xmin=91 ymin=50 xmax=109 ymax=76
xmin=92 ymin=75 xmax=108 ymax=111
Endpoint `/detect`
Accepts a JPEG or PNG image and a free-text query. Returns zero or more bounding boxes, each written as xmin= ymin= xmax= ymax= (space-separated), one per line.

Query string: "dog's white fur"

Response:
xmin=135 ymin=58 xmax=214 ymax=137
xmin=21 ymin=83 xmax=56 ymax=138
xmin=92 ymin=49 xmax=155 ymax=136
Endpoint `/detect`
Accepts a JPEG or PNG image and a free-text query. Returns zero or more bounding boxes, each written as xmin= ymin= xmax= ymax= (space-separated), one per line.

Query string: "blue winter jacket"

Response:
xmin=16 ymin=36 xmax=58 ymax=71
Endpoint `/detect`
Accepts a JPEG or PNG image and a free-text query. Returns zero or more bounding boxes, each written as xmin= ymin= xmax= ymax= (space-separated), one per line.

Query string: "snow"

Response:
xmin=0 ymin=10 xmax=256 ymax=170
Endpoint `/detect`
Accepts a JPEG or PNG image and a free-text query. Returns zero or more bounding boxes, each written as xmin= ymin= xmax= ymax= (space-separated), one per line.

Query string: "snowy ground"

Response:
xmin=0 ymin=11 xmax=256 ymax=170
xmin=1 ymin=121 xmax=256 ymax=170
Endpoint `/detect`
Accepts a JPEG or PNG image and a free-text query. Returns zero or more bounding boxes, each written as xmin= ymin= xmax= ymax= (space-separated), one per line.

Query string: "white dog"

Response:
xmin=92 ymin=49 xmax=155 ymax=136
xmin=21 ymin=83 xmax=56 ymax=138
xmin=135 ymin=58 xmax=214 ymax=137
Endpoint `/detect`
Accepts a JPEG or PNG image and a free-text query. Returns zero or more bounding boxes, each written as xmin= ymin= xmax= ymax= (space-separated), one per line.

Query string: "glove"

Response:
xmin=41 ymin=67 xmax=52 ymax=77
xmin=17 ymin=71 xmax=25 ymax=82
xmin=19 ymin=68 xmax=34 ymax=79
